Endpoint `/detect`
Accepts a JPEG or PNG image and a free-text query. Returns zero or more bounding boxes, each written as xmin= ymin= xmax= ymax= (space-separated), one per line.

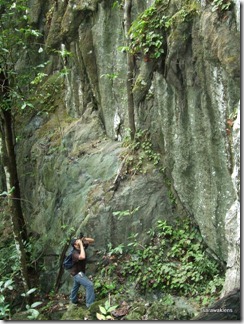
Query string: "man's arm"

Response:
xmin=83 ymin=237 xmax=94 ymax=244
xmin=77 ymin=239 xmax=86 ymax=260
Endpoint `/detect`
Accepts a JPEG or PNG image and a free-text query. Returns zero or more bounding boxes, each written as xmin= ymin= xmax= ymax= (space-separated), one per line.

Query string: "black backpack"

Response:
xmin=63 ymin=248 xmax=74 ymax=270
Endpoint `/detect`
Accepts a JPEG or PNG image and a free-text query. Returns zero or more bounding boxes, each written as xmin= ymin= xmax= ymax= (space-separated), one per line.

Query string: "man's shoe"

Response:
xmin=70 ymin=301 xmax=78 ymax=305
xmin=70 ymin=300 xmax=83 ymax=306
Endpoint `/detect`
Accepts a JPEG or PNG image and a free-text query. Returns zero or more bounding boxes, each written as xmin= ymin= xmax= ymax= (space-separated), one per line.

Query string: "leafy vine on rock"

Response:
xmin=127 ymin=0 xmax=199 ymax=60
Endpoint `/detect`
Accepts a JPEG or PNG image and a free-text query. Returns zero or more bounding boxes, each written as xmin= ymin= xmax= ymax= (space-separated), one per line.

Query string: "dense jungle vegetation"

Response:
xmin=1 ymin=214 xmax=225 ymax=320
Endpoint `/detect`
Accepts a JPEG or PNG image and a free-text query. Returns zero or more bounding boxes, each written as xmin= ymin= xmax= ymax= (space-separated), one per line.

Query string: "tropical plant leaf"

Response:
xmin=96 ymin=313 xmax=106 ymax=320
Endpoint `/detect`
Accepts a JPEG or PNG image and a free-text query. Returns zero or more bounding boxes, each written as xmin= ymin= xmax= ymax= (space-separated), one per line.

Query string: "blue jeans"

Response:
xmin=70 ymin=272 xmax=95 ymax=307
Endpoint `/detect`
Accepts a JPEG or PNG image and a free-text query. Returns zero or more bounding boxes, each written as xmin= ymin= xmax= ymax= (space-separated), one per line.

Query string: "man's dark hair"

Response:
xmin=70 ymin=233 xmax=88 ymax=249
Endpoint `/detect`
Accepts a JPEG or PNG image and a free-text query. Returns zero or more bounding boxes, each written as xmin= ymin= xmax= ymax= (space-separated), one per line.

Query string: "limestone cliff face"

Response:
xmin=14 ymin=0 xmax=239 ymax=294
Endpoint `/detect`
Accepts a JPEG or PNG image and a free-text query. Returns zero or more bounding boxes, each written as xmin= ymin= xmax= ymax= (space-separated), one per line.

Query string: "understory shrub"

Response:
xmin=94 ymin=218 xmax=224 ymax=305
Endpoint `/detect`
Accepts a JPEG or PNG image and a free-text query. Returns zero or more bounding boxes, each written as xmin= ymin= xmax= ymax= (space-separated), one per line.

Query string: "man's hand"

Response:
xmin=83 ymin=237 xmax=94 ymax=244
xmin=76 ymin=238 xmax=83 ymax=246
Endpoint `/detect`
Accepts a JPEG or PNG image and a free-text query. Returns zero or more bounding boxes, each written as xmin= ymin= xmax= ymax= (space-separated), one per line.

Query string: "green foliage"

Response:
xmin=211 ymin=0 xmax=234 ymax=12
xmin=54 ymin=48 xmax=73 ymax=60
xmin=96 ymin=218 xmax=224 ymax=307
xmin=127 ymin=0 xmax=199 ymax=59
xmin=31 ymin=72 xmax=49 ymax=86
xmin=112 ymin=0 xmax=123 ymax=10
xmin=22 ymin=233 xmax=57 ymax=274
xmin=107 ymin=243 xmax=125 ymax=256
xmin=0 ymin=213 xmax=44 ymax=319
xmin=122 ymin=129 xmax=161 ymax=174
xmin=60 ymin=225 xmax=76 ymax=238
xmin=28 ymin=47 xmax=73 ymax=114
xmin=0 ymin=0 xmax=70 ymax=116
xmin=199 ymin=275 xmax=224 ymax=306
xmin=21 ymin=288 xmax=42 ymax=319
xmin=0 ymin=0 xmax=43 ymax=111
xmin=123 ymin=219 xmax=223 ymax=298
xmin=0 ymin=0 xmax=42 ymax=57
xmin=0 ymin=279 xmax=13 ymax=319
xmin=0 ymin=187 xmax=15 ymax=197
xmin=101 ymin=73 xmax=118 ymax=81
xmin=29 ymin=72 xmax=64 ymax=113
xmin=96 ymin=299 xmax=118 ymax=320
xmin=161 ymin=293 xmax=175 ymax=306
xmin=229 ymin=107 xmax=238 ymax=121
xmin=0 ymin=241 xmax=21 ymax=282
xmin=93 ymin=241 xmax=126 ymax=299
xmin=94 ymin=279 xmax=117 ymax=299
xmin=128 ymin=2 xmax=169 ymax=59
xmin=112 ymin=206 xmax=140 ymax=220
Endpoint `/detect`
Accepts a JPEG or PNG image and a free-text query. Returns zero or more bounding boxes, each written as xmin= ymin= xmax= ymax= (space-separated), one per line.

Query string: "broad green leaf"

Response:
xmin=4 ymin=279 xmax=13 ymax=289
xmin=104 ymin=300 xmax=110 ymax=309
xmin=108 ymin=305 xmax=118 ymax=312
xmin=96 ymin=313 xmax=106 ymax=320
xmin=99 ymin=306 xmax=107 ymax=315
xmin=31 ymin=302 xmax=42 ymax=308
xmin=27 ymin=309 xmax=39 ymax=319
xmin=26 ymin=288 xmax=37 ymax=296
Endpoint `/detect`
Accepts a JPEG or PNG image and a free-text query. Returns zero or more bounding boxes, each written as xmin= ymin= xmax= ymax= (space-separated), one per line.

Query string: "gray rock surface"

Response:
xmin=9 ymin=0 xmax=240 ymax=296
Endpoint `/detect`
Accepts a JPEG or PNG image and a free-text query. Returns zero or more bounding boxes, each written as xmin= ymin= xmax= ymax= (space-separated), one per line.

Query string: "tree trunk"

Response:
xmin=124 ymin=0 xmax=136 ymax=140
xmin=1 ymin=109 xmax=27 ymax=241
xmin=0 ymin=73 xmax=30 ymax=292
xmin=9 ymin=202 xmax=31 ymax=292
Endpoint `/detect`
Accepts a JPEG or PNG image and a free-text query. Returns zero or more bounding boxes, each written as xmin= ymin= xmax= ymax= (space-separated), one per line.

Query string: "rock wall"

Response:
xmin=12 ymin=0 xmax=240 ymax=294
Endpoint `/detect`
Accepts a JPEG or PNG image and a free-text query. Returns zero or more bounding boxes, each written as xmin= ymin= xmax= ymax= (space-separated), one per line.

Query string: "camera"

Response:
xmin=78 ymin=232 xmax=94 ymax=249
